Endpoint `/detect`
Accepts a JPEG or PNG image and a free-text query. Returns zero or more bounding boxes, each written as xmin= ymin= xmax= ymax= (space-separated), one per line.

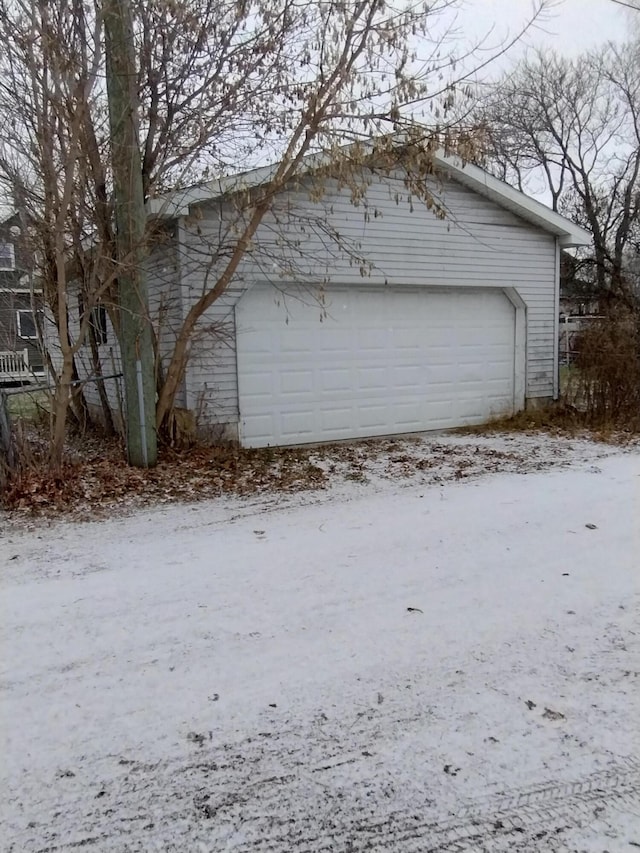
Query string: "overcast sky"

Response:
xmin=456 ymin=0 xmax=631 ymax=74
xmin=1 ymin=0 xmax=633 ymax=217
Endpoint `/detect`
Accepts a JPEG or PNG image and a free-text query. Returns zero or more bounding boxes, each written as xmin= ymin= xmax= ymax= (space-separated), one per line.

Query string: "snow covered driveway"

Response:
xmin=2 ymin=442 xmax=640 ymax=851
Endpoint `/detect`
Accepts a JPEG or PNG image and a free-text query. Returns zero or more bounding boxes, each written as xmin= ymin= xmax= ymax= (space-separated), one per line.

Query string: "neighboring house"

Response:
xmin=559 ymin=252 xmax=600 ymax=318
xmin=558 ymin=315 xmax=603 ymax=365
xmin=558 ymin=252 xmax=601 ymax=365
xmin=0 ymin=211 xmax=46 ymax=385
xmin=559 ymin=294 xmax=600 ymax=318
xmin=77 ymin=148 xmax=591 ymax=447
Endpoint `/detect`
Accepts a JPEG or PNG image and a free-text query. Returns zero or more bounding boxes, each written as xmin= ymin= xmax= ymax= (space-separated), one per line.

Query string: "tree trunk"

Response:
xmin=0 ymin=390 xmax=18 ymax=488
xmin=50 ymin=354 xmax=74 ymax=470
xmin=69 ymin=351 xmax=92 ymax=430
xmin=88 ymin=325 xmax=116 ymax=434
xmin=104 ymin=0 xmax=158 ymax=467
xmin=156 ymin=326 xmax=191 ymax=431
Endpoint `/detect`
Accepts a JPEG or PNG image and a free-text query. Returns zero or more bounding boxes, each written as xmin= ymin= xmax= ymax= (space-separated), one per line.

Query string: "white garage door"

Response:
xmin=236 ymin=287 xmax=515 ymax=448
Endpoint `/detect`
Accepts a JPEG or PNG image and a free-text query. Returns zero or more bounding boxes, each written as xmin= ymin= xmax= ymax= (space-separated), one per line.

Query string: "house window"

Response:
xmin=78 ymin=293 xmax=108 ymax=345
xmin=0 ymin=242 xmax=15 ymax=270
xmin=16 ymin=309 xmax=41 ymax=339
xmin=91 ymin=304 xmax=108 ymax=345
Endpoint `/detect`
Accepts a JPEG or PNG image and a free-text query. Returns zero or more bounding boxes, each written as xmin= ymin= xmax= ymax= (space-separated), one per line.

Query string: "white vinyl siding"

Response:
xmin=182 ymin=170 xmax=557 ymax=428
xmin=74 ymin=228 xmax=182 ymax=426
xmin=177 ymin=219 xmax=243 ymax=428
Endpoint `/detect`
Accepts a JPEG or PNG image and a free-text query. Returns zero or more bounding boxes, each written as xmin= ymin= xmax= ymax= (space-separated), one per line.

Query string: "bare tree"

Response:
xmin=610 ymin=0 xmax=640 ymax=12
xmin=477 ymin=40 xmax=640 ymax=304
xmin=0 ymin=0 xmax=117 ymax=467
xmin=0 ymin=0 xmax=553 ymax=462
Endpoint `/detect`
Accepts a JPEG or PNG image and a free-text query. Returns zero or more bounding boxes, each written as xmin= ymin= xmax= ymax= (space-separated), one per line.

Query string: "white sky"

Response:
xmin=0 ymin=0 xmax=633 ymax=216
xmin=456 ymin=0 xmax=631 ymax=76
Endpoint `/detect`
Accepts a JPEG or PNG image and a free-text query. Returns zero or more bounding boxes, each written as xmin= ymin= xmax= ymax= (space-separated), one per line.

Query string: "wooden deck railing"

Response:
xmin=0 ymin=349 xmax=31 ymax=382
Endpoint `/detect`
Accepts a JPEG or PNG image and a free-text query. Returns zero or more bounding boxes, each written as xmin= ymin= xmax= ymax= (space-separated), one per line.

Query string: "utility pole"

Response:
xmin=103 ymin=0 xmax=157 ymax=467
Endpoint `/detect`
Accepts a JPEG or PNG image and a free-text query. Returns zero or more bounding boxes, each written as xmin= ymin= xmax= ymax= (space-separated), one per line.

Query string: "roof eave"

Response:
xmin=434 ymin=153 xmax=592 ymax=248
xmin=146 ymin=144 xmax=593 ymax=250
xmin=558 ymin=235 xmax=592 ymax=249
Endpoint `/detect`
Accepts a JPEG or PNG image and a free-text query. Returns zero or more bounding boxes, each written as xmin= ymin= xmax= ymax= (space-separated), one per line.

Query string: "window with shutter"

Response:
xmin=0 ymin=242 xmax=15 ymax=270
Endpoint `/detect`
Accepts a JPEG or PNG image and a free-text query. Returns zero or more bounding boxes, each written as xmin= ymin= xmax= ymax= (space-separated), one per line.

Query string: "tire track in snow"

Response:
xmin=16 ymin=754 xmax=640 ymax=852
xmin=202 ymin=759 xmax=640 ymax=852
xmin=9 ymin=657 xmax=640 ymax=852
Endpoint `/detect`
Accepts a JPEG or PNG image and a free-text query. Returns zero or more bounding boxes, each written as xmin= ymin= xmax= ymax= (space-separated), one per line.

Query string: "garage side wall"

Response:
xmin=177 ymin=218 xmax=246 ymax=440
xmin=72 ymin=227 xmax=183 ymax=430
xmin=182 ymin=171 xmax=557 ymax=436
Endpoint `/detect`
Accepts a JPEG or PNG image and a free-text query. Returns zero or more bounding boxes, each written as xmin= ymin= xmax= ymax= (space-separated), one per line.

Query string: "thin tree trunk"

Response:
xmin=0 ymin=389 xmax=18 ymax=488
xmin=50 ymin=354 xmax=73 ymax=469
xmin=88 ymin=324 xmax=116 ymax=434
xmin=69 ymin=352 xmax=91 ymax=430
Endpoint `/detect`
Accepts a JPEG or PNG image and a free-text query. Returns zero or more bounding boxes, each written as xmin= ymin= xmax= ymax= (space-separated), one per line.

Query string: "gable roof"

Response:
xmin=0 ymin=209 xmax=19 ymax=228
xmin=434 ymin=154 xmax=590 ymax=248
xmin=147 ymin=147 xmax=592 ymax=249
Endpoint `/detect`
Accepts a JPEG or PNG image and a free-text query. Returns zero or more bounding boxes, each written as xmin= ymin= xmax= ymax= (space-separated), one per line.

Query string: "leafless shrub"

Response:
xmin=569 ymin=308 xmax=640 ymax=427
xmin=0 ymin=413 xmax=46 ymax=492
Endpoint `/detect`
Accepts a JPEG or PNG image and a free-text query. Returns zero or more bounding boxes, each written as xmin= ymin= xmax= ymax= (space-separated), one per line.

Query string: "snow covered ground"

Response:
xmin=1 ymin=435 xmax=640 ymax=852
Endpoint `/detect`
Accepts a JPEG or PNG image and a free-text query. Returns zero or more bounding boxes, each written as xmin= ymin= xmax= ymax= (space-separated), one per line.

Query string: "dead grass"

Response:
xmin=1 ymin=424 xmax=626 ymax=524
xmin=3 ymin=401 xmax=637 ymax=522
xmin=0 ymin=433 xmax=417 ymax=518
xmin=457 ymin=404 xmax=582 ymax=435
xmin=6 ymin=387 xmax=51 ymax=421
xmin=1 ymin=439 xmax=328 ymax=518
xmin=456 ymin=402 xmax=640 ymax=445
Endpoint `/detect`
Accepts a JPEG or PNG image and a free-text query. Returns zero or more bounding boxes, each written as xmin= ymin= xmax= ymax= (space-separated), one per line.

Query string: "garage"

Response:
xmin=235 ymin=286 xmax=517 ymax=448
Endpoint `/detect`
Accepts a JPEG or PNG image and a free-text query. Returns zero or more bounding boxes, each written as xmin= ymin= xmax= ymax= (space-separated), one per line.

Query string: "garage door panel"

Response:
xmin=316 ymin=327 xmax=352 ymax=352
xmin=486 ymin=362 xmax=512 ymax=381
xmin=279 ymin=370 xmax=314 ymax=394
xmin=279 ymin=332 xmax=313 ymax=355
xmin=357 ymin=404 xmax=390 ymax=429
xmin=320 ymin=368 xmax=352 ymax=392
xmin=236 ymin=287 xmax=515 ymax=447
xmin=424 ymin=346 xmax=458 ymax=364
xmin=240 ymin=370 xmax=275 ymax=398
xmin=392 ymin=401 xmax=423 ymax=426
xmin=356 ymin=366 xmax=389 ymax=390
xmin=357 ymin=328 xmax=387 ymax=350
xmin=392 ymin=329 xmax=421 ymax=349
xmin=456 ymin=396 xmax=485 ymax=416
xmin=494 ymin=338 xmax=516 ymax=352
xmin=426 ymin=364 xmax=457 ymax=384
xmin=427 ymin=401 xmax=455 ymax=423
xmin=281 ymin=411 xmax=316 ymax=436
xmin=392 ymin=365 xmax=424 ymax=388
xmin=321 ymin=406 xmax=353 ymax=431
xmin=422 ymin=327 xmax=453 ymax=347
xmin=457 ymin=363 xmax=486 ymax=383
xmin=243 ymin=414 xmax=276 ymax=443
